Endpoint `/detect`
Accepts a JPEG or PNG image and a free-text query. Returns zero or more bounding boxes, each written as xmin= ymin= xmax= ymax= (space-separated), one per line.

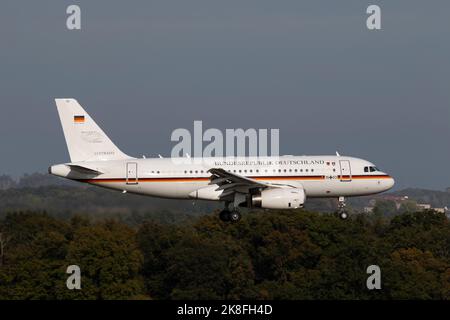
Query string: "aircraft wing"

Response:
xmin=208 ymin=168 xmax=272 ymax=200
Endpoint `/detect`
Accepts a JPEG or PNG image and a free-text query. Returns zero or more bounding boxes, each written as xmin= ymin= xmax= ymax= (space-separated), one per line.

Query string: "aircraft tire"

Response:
xmin=229 ymin=210 xmax=241 ymax=222
xmin=219 ymin=210 xmax=231 ymax=222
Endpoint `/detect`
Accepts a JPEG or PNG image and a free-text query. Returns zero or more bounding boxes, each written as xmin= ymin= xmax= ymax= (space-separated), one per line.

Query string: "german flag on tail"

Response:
xmin=74 ymin=115 xmax=85 ymax=123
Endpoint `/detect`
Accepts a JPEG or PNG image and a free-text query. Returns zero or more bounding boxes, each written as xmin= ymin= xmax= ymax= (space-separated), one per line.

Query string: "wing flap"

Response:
xmin=208 ymin=168 xmax=271 ymax=200
xmin=208 ymin=168 xmax=271 ymax=187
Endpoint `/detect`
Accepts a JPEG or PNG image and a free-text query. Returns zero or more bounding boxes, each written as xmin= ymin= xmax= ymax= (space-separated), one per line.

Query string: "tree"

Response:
xmin=0 ymin=175 xmax=16 ymax=190
xmin=398 ymin=200 xmax=418 ymax=214
xmin=1 ymin=210 xmax=449 ymax=300
xmin=384 ymin=248 xmax=447 ymax=299
xmin=373 ymin=199 xmax=398 ymax=216
xmin=62 ymin=220 xmax=147 ymax=299
xmin=137 ymin=219 xmax=256 ymax=299
xmin=0 ymin=232 xmax=11 ymax=267
xmin=0 ymin=212 xmax=71 ymax=299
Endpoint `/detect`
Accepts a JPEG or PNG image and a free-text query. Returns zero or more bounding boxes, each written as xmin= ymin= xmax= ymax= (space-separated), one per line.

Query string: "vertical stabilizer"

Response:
xmin=55 ymin=98 xmax=132 ymax=162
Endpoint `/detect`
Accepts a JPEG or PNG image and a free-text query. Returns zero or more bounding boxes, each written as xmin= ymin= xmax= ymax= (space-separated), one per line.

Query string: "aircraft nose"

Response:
xmin=385 ymin=176 xmax=395 ymax=190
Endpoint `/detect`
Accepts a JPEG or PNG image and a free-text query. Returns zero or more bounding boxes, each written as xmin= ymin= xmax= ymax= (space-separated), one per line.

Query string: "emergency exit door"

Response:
xmin=126 ymin=162 xmax=138 ymax=185
xmin=339 ymin=160 xmax=352 ymax=182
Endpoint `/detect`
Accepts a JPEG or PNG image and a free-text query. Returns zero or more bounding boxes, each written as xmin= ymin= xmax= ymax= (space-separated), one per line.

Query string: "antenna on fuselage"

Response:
xmin=186 ymin=153 xmax=191 ymax=158
xmin=336 ymin=151 xmax=341 ymax=156
xmin=158 ymin=154 xmax=163 ymax=158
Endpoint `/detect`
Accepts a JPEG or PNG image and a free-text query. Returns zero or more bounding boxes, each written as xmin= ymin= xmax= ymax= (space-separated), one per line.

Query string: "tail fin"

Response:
xmin=55 ymin=98 xmax=132 ymax=162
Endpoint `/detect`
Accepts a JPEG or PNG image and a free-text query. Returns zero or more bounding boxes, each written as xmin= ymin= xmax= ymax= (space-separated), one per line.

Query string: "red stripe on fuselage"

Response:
xmin=77 ymin=174 xmax=392 ymax=184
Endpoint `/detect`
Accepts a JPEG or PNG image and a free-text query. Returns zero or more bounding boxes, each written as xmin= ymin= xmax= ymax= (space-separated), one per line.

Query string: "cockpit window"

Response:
xmin=365 ymin=166 xmax=380 ymax=173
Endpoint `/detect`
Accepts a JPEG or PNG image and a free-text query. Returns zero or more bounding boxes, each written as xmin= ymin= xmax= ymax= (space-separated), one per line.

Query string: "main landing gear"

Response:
xmin=337 ymin=196 xmax=348 ymax=220
xmin=219 ymin=202 xmax=242 ymax=223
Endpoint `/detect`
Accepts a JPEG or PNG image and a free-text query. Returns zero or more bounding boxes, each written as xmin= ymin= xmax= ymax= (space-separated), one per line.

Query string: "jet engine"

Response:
xmin=250 ymin=188 xmax=305 ymax=209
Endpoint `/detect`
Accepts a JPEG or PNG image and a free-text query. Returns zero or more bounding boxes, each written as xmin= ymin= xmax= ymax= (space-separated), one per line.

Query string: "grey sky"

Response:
xmin=1 ymin=1 xmax=449 ymax=190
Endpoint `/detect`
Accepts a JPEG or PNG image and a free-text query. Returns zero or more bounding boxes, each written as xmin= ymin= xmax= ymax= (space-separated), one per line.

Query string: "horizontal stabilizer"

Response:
xmin=67 ymin=164 xmax=103 ymax=175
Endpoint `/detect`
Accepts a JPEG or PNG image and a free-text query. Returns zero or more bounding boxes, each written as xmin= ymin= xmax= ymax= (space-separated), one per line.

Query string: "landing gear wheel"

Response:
xmin=336 ymin=196 xmax=348 ymax=220
xmin=219 ymin=210 xmax=231 ymax=222
xmin=229 ymin=210 xmax=242 ymax=222
xmin=339 ymin=212 xmax=348 ymax=220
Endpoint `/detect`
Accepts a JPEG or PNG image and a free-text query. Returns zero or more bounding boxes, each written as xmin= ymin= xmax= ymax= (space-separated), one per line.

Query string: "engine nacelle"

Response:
xmin=251 ymin=188 xmax=305 ymax=209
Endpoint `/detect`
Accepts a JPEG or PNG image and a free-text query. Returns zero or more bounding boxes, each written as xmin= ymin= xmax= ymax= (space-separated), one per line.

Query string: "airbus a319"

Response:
xmin=49 ymin=99 xmax=395 ymax=222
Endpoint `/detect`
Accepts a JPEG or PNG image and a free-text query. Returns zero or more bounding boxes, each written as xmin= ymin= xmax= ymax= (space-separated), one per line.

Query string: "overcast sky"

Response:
xmin=1 ymin=1 xmax=449 ymax=190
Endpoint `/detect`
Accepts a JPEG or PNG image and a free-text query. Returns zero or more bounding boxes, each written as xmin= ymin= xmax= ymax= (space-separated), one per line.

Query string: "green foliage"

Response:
xmin=1 ymin=210 xmax=449 ymax=300
xmin=383 ymin=248 xmax=446 ymax=299
xmin=136 ymin=210 xmax=450 ymax=300
xmin=0 ymin=212 xmax=147 ymax=299
xmin=398 ymin=200 xmax=418 ymax=214
xmin=373 ymin=200 xmax=398 ymax=216
xmin=0 ymin=185 xmax=217 ymax=224
xmin=62 ymin=220 xmax=145 ymax=299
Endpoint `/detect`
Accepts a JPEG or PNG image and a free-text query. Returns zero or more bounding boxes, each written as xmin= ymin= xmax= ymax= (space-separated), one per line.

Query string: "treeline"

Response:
xmin=0 ymin=210 xmax=449 ymax=299
xmin=0 ymin=173 xmax=76 ymax=190
xmin=0 ymin=185 xmax=220 ymax=224
xmin=390 ymin=188 xmax=450 ymax=208
xmin=2 ymin=173 xmax=450 ymax=218
xmin=0 ymin=178 xmax=435 ymax=223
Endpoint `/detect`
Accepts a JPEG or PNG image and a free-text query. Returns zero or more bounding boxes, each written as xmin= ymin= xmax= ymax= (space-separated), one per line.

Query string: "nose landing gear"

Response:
xmin=337 ymin=196 xmax=349 ymax=220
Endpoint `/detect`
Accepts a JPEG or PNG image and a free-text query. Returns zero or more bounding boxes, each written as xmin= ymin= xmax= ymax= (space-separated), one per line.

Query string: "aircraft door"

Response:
xmin=339 ymin=160 xmax=352 ymax=182
xmin=126 ymin=162 xmax=138 ymax=185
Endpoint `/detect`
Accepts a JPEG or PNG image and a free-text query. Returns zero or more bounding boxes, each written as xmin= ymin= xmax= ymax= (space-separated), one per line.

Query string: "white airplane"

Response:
xmin=49 ymin=99 xmax=395 ymax=222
